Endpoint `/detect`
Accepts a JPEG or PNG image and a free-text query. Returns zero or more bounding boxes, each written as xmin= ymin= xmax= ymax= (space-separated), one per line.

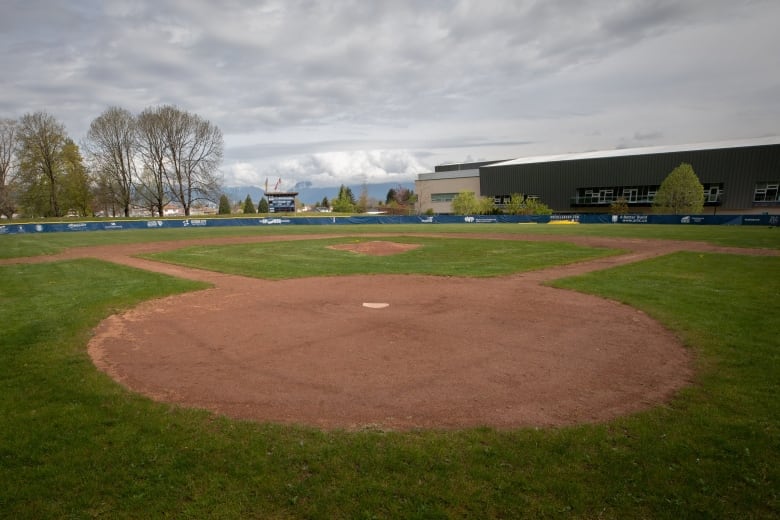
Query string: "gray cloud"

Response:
xmin=2 ymin=0 xmax=779 ymax=187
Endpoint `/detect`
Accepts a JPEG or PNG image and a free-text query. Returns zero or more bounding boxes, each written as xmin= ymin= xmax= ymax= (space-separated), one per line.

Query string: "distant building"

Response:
xmin=415 ymin=138 xmax=780 ymax=214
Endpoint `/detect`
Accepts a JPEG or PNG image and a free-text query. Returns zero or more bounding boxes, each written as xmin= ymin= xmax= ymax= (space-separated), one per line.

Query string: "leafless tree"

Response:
xmin=158 ymin=106 xmax=223 ymax=216
xmin=85 ymin=107 xmax=137 ymax=217
xmin=136 ymin=107 xmax=171 ymax=217
xmin=0 ymin=118 xmax=18 ymax=218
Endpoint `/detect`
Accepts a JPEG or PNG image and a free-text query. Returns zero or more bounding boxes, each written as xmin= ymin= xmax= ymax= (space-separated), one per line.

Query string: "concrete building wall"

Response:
xmin=415 ymin=173 xmax=481 ymax=214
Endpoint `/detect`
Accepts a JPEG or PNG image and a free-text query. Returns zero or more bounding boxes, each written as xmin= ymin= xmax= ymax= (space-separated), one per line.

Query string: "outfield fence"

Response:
xmin=0 ymin=213 xmax=777 ymax=234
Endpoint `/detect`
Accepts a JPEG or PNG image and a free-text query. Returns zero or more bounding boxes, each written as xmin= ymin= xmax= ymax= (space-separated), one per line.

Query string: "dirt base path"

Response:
xmin=5 ymin=233 xmax=777 ymax=430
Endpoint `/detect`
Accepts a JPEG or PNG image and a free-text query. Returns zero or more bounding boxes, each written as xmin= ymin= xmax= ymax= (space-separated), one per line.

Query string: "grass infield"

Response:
xmin=144 ymin=236 xmax=618 ymax=279
xmin=0 ymin=226 xmax=778 ymax=518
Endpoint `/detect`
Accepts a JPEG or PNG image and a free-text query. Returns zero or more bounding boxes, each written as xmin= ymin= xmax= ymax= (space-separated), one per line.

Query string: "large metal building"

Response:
xmin=416 ymin=138 xmax=780 ymax=214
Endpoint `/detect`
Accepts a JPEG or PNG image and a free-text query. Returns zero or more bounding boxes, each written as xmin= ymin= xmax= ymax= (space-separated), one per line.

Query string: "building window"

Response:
xmin=754 ymin=182 xmax=780 ymax=202
xmin=431 ymin=193 xmax=458 ymax=203
xmin=702 ymin=183 xmax=724 ymax=204
xmin=572 ymin=185 xmax=659 ymax=206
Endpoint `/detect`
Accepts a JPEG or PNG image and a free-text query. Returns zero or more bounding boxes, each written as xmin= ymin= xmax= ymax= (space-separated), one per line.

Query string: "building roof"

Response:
xmin=485 ymin=136 xmax=780 ymax=168
xmin=417 ymin=169 xmax=480 ymax=181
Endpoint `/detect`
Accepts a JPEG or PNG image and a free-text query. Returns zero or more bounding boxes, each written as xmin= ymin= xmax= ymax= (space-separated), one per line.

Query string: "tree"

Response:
xmin=85 ymin=107 xmax=136 ymax=217
xmin=653 ymin=162 xmax=704 ymax=214
xmin=135 ymin=107 xmax=170 ymax=217
xmin=218 ymin=194 xmax=231 ymax=214
xmin=478 ymin=196 xmax=495 ymax=215
xmin=257 ymin=196 xmax=269 ymax=213
xmin=383 ymin=185 xmax=416 ymax=215
xmin=504 ymin=193 xmax=553 ymax=215
xmin=16 ymin=111 xmax=69 ymax=217
xmin=320 ymin=196 xmax=329 ymax=208
xmin=357 ymin=181 xmax=369 ymax=213
xmin=242 ymin=194 xmax=256 ymax=214
xmin=451 ymin=191 xmax=480 ymax=215
xmin=523 ymin=197 xmax=553 ymax=215
xmin=0 ymin=118 xmax=18 ymax=218
xmin=332 ymin=184 xmax=356 ymax=212
xmin=609 ymin=196 xmax=629 ymax=215
xmin=158 ymin=105 xmax=224 ymax=216
xmin=60 ymin=139 xmax=92 ymax=216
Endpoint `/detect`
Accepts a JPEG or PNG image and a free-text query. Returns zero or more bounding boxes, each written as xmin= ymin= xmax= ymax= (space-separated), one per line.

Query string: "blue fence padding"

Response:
xmin=0 ymin=213 xmax=776 ymax=235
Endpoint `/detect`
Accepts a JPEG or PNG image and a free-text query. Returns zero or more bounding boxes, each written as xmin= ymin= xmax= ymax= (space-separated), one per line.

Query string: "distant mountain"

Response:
xmin=222 ymin=182 xmax=415 ymax=206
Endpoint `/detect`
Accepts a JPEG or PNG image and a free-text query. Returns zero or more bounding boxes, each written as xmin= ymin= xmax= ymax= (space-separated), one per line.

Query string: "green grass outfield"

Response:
xmin=0 ymin=225 xmax=778 ymax=518
xmin=1 ymin=222 xmax=779 ymax=259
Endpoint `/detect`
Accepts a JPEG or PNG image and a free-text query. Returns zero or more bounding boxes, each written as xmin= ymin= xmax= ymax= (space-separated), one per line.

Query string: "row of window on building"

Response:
xmin=430 ymin=181 xmax=780 ymax=206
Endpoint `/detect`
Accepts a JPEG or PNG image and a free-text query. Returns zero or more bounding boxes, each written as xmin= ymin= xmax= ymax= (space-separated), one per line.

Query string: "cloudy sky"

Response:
xmin=2 ymin=0 xmax=779 ymax=189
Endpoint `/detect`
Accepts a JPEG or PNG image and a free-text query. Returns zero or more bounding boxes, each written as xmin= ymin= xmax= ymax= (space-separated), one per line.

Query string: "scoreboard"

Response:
xmin=266 ymin=192 xmax=298 ymax=213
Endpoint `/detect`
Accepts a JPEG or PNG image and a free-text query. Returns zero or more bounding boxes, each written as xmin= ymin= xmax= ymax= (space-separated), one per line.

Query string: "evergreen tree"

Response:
xmin=257 ymin=196 xmax=269 ymax=213
xmin=242 ymin=194 xmax=256 ymax=214
xmin=218 ymin=194 xmax=231 ymax=214
xmin=320 ymin=196 xmax=329 ymax=208
xmin=332 ymin=184 xmax=356 ymax=212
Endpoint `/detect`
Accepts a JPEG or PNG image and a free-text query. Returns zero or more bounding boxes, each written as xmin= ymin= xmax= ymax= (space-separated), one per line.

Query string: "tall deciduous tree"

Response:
xmin=85 ymin=107 xmax=136 ymax=217
xmin=0 ymin=118 xmax=18 ymax=218
xmin=60 ymin=139 xmax=92 ymax=216
xmin=654 ymin=163 xmax=704 ymax=214
xmin=136 ymin=106 xmax=171 ymax=217
xmin=159 ymin=105 xmax=224 ymax=216
xmin=16 ymin=111 xmax=68 ymax=217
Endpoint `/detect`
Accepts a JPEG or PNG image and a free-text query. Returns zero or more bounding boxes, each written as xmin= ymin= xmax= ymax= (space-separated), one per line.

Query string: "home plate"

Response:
xmin=363 ymin=302 xmax=390 ymax=309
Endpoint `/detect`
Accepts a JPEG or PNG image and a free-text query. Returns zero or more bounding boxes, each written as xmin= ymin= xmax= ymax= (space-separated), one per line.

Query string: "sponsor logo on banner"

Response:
xmin=420 ymin=216 xmax=434 ymax=223
xmin=183 ymin=219 xmax=207 ymax=227
xmin=104 ymin=222 xmax=123 ymax=230
xmin=146 ymin=220 xmax=164 ymax=228
xmin=259 ymin=218 xmax=290 ymax=225
xmin=550 ymin=214 xmax=581 ymax=222
xmin=680 ymin=216 xmax=691 ymax=223
xmin=620 ymin=215 xmax=649 ymax=223
xmin=67 ymin=223 xmax=87 ymax=230
xmin=35 ymin=224 xmax=44 ymax=232
xmin=0 ymin=226 xmax=7 ymax=234
xmin=464 ymin=216 xmax=497 ymax=223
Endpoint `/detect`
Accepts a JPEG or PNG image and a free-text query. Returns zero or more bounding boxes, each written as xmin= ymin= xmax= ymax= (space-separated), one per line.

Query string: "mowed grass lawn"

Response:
xmin=144 ymin=236 xmax=619 ymax=278
xmin=0 ymin=226 xmax=778 ymax=518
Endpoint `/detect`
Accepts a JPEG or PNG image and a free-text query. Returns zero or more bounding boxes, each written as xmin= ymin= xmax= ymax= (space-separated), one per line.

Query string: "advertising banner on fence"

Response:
xmin=0 ymin=213 xmax=775 ymax=234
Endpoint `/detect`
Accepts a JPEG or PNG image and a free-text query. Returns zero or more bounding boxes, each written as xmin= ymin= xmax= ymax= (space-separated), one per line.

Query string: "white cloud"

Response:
xmin=223 ymin=149 xmax=428 ymax=188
